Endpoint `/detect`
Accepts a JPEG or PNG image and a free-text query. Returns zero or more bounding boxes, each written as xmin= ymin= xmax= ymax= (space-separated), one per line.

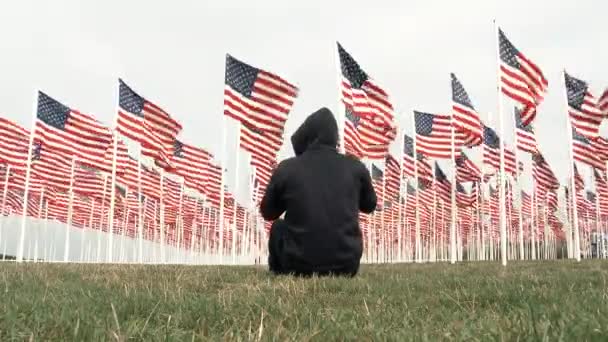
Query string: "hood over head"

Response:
xmin=290 ymin=107 xmax=338 ymax=156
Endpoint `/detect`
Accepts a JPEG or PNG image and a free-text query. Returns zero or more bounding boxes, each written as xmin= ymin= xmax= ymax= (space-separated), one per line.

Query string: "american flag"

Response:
xmin=402 ymin=134 xmax=433 ymax=182
xmin=573 ymin=163 xmax=585 ymax=192
xmin=433 ymin=162 xmax=451 ymax=203
xmin=0 ymin=118 xmax=30 ymax=171
xmin=102 ymin=137 xmax=130 ymax=173
xmin=564 ymin=72 xmax=603 ymax=140
xmin=414 ymin=111 xmax=462 ymax=159
xmin=451 ymin=73 xmax=483 ymax=146
xmin=455 ymin=152 xmax=481 ymax=183
xmin=385 ymin=154 xmax=401 ymax=200
xmin=514 ymin=107 xmax=538 ymax=154
xmin=598 ymin=89 xmax=608 ymax=117
xmin=482 ymin=125 xmax=519 ymax=176
xmin=337 ymin=42 xmax=395 ymax=128
xmin=250 ymin=154 xmax=276 ymax=193
xmin=370 ymin=164 xmax=387 ymax=207
xmin=532 ymin=153 xmax=559 ymax=192
xmin=498 ymin=28 xmax=548 ymax=126
xmin=171 ymin=139 xmax=213 ymax=193
xmin=456 ymin=182 xmax=475 ymax=207
xmin=35 ymin=92 xmax=113 ymax=171
xmin=224 ymin=54 xmax=298 ymax=135
xmin=117 ymin=79 xmax=182 ymax=167
xmin=571 ymin=127 xmax=606 ymax=170
xmin=590 ymin=137 xmax=608 ymax=163
xmin=343 ymin=109 xmax=390 ymax=160
xmin=594 ymin=169 xmax=608 ymax=217
xmin=521 ymin=190 xmax=532 ymax=217
xmin=239 ymin=123 xmax=283 ymax=164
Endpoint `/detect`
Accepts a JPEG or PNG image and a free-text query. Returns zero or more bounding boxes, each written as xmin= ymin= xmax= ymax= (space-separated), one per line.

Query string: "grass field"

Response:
xmin=1 ymin=261 xmax=607 ymax=341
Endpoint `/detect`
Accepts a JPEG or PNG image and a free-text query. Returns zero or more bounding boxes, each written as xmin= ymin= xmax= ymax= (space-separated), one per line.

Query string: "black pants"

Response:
xmin=267 ymin=219 xmax=359 ymax=277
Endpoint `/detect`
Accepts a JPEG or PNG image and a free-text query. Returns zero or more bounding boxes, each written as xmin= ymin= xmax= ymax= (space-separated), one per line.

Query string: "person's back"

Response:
xmin=260 ymin=107 xmax=377 ymax=276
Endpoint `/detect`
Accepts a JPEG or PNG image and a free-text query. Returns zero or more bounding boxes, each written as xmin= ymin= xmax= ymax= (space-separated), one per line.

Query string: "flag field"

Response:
xmin=1 ymin=261 xmax=607 ymax=340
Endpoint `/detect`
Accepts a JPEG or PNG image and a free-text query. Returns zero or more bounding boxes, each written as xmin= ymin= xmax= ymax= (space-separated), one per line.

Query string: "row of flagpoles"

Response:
xmin=1 ymin=22 xmax=607 ymax=265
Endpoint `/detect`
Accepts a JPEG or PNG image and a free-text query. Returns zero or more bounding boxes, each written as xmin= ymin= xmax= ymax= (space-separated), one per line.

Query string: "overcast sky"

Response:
xmin=0 ymin=0 xmax=607 ymax=201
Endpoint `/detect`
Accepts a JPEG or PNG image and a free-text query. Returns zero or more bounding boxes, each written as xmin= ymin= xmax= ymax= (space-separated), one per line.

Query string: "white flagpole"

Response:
xmin=16 ymin=91 xmax=39 ymax=262
xmin=137 ymin=151 xmax=144 ymax=263
xmin=97 ymin=174 xmax=108 ymax=263
xmin=231 ymin=128 xmax=242 ymax=265
xmin=494 ymin=20 xmax=508 ymax=266
xmin=34 ymin=186 xmax=44 ymax=262
xmin=335 ymin=42 xmax=346 ymax=154
xmin=397 ymin=127 xmax=405 ymax=262
xmin=43 ymin=199 xmax=49 ymax=261
xmin=450 ymin=118 xmax=457 ymax=264
xmin=176 ymin=181 xmax=185 ymax=264
xmin=159 ymin=169 xmax=166 ymax=263
xmin=64 ymin=156 xmax=77 ymax=262
xmin=412 ymin=113 xmax=421 ymax=263
xmin=513 ymin=110 xmax=525 ymax=260
xmin=218 ymin=116 xmax=228 ymax=264
xmin=0 ymin=165 xmax=10 ymax=249
xmin=562 ymin=70 xmax=581 ymax=262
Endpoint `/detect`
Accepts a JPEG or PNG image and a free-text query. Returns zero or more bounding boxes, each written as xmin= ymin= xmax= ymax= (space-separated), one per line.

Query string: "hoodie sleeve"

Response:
xmin=358 ymin=162 xmax=377 ymax=214
xmin=260 ymin=162 xmax=288 ymax=221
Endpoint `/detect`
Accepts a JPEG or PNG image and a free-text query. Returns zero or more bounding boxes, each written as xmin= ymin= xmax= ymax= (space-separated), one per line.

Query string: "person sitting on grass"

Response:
xmin=260 ymin=107 xmax=377 ymax=277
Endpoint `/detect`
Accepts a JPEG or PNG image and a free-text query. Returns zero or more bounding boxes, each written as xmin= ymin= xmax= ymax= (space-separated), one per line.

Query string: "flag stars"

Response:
xmin=225 ymin=54 xmax=259 ymax=98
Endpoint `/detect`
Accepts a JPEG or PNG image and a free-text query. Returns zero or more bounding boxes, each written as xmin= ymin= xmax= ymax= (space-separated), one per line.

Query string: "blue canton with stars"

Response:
xmin=456 ymin=182 xmax=466 ymax=194
xmin=451 ymin=73 xmax=475 ymax=109
xmin=173 ymin=139 xmax=184 ymax=158
xmin=37 ymin=92 xmax=70 ymax=130
xmin=572 ymin=128 xmax=589 ymax=143
xmin=225 ymin=54 xmax=260 ymax=98
xmin=403 ymin=134 xmax=425 ymax=161
xmin=371 ymin=164 xmax=383 ymax=180
xmin=455 ymin=152 xmax=468 ymax=167
xmin=498 ymin=28 xmax=520 ymax=68
xmin=119 ymin=79 xmax=145 ymax=117
xmin=414 ymin=111 xmax=436 ymax=136
xmin=337 ymin=42 xmax=369 ymax=89
xmin=345 ymin=108 xmax=360 ymax=127
xmin=564 ymin=72 xmax=588 ymax=110
xmin=434 ymin=162 xmax=447 ymax=183
xmin=483 ymin=125 xmax=500 ymax=149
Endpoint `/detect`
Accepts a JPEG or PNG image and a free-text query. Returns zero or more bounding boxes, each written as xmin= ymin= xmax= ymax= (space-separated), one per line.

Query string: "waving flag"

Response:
xmin=224 ymin=54 xmax=298 ymax=135
xmin=564 ymin=72 xmax=603 ymax=140
xmin=385 ymin=155 xmax=401 ymax=199
xmin=571 ymin=128 xmax=605 ymax=170
xmin=433 ymin=162 xmax=451 ymax=203
xmin=35 ymin=92 xmax=112 ymax=171
xmin=482 ymin=125 xmax=519 ymax=176
xmin=117 ymin=79 xmax=182 ymax=167
xmin=451 ymin=73 xmax=483 ymax=146
xmin=514 ymin=107 xmax=538 ymax=154
xmin=414 ymin=111 xmax=462 ymax=159
xmin=402 ymin=134 xmax=433 ymax=182
xmin=498 ymin=28 xmax=548 ymax=126
xmin=0 ymin=118 xmax=30 ymax=171
xmin=337 ymin=42 xmax=395 ymax=128
xmin=532 ymin=153 xmax=559 ymax=191
xmin=455 ymin=152 xmax=481 ymax=183
xmin=240 ymin=124 xmax=283 ymax=163
xmin=171 ymin=139 xmax=213 ymax=193
xmin=599 ymin=88 xmax=608 ymax=116
xmin=343 ymin=108 xmax=391 ymax=159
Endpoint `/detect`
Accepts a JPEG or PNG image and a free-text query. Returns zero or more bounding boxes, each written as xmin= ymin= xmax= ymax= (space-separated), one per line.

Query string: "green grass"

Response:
xmin=0 ymin=261 xmax=607 ymax=341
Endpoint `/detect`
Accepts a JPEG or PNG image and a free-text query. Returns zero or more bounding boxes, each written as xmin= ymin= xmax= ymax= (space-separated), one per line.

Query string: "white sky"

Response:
xmin=0 ymin=0 xmax=607 ymax=203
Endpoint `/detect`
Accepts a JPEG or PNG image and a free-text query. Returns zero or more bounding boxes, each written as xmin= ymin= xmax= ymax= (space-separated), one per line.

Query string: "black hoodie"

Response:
xmin=260 ymin=107 xmax=377 ymax=273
